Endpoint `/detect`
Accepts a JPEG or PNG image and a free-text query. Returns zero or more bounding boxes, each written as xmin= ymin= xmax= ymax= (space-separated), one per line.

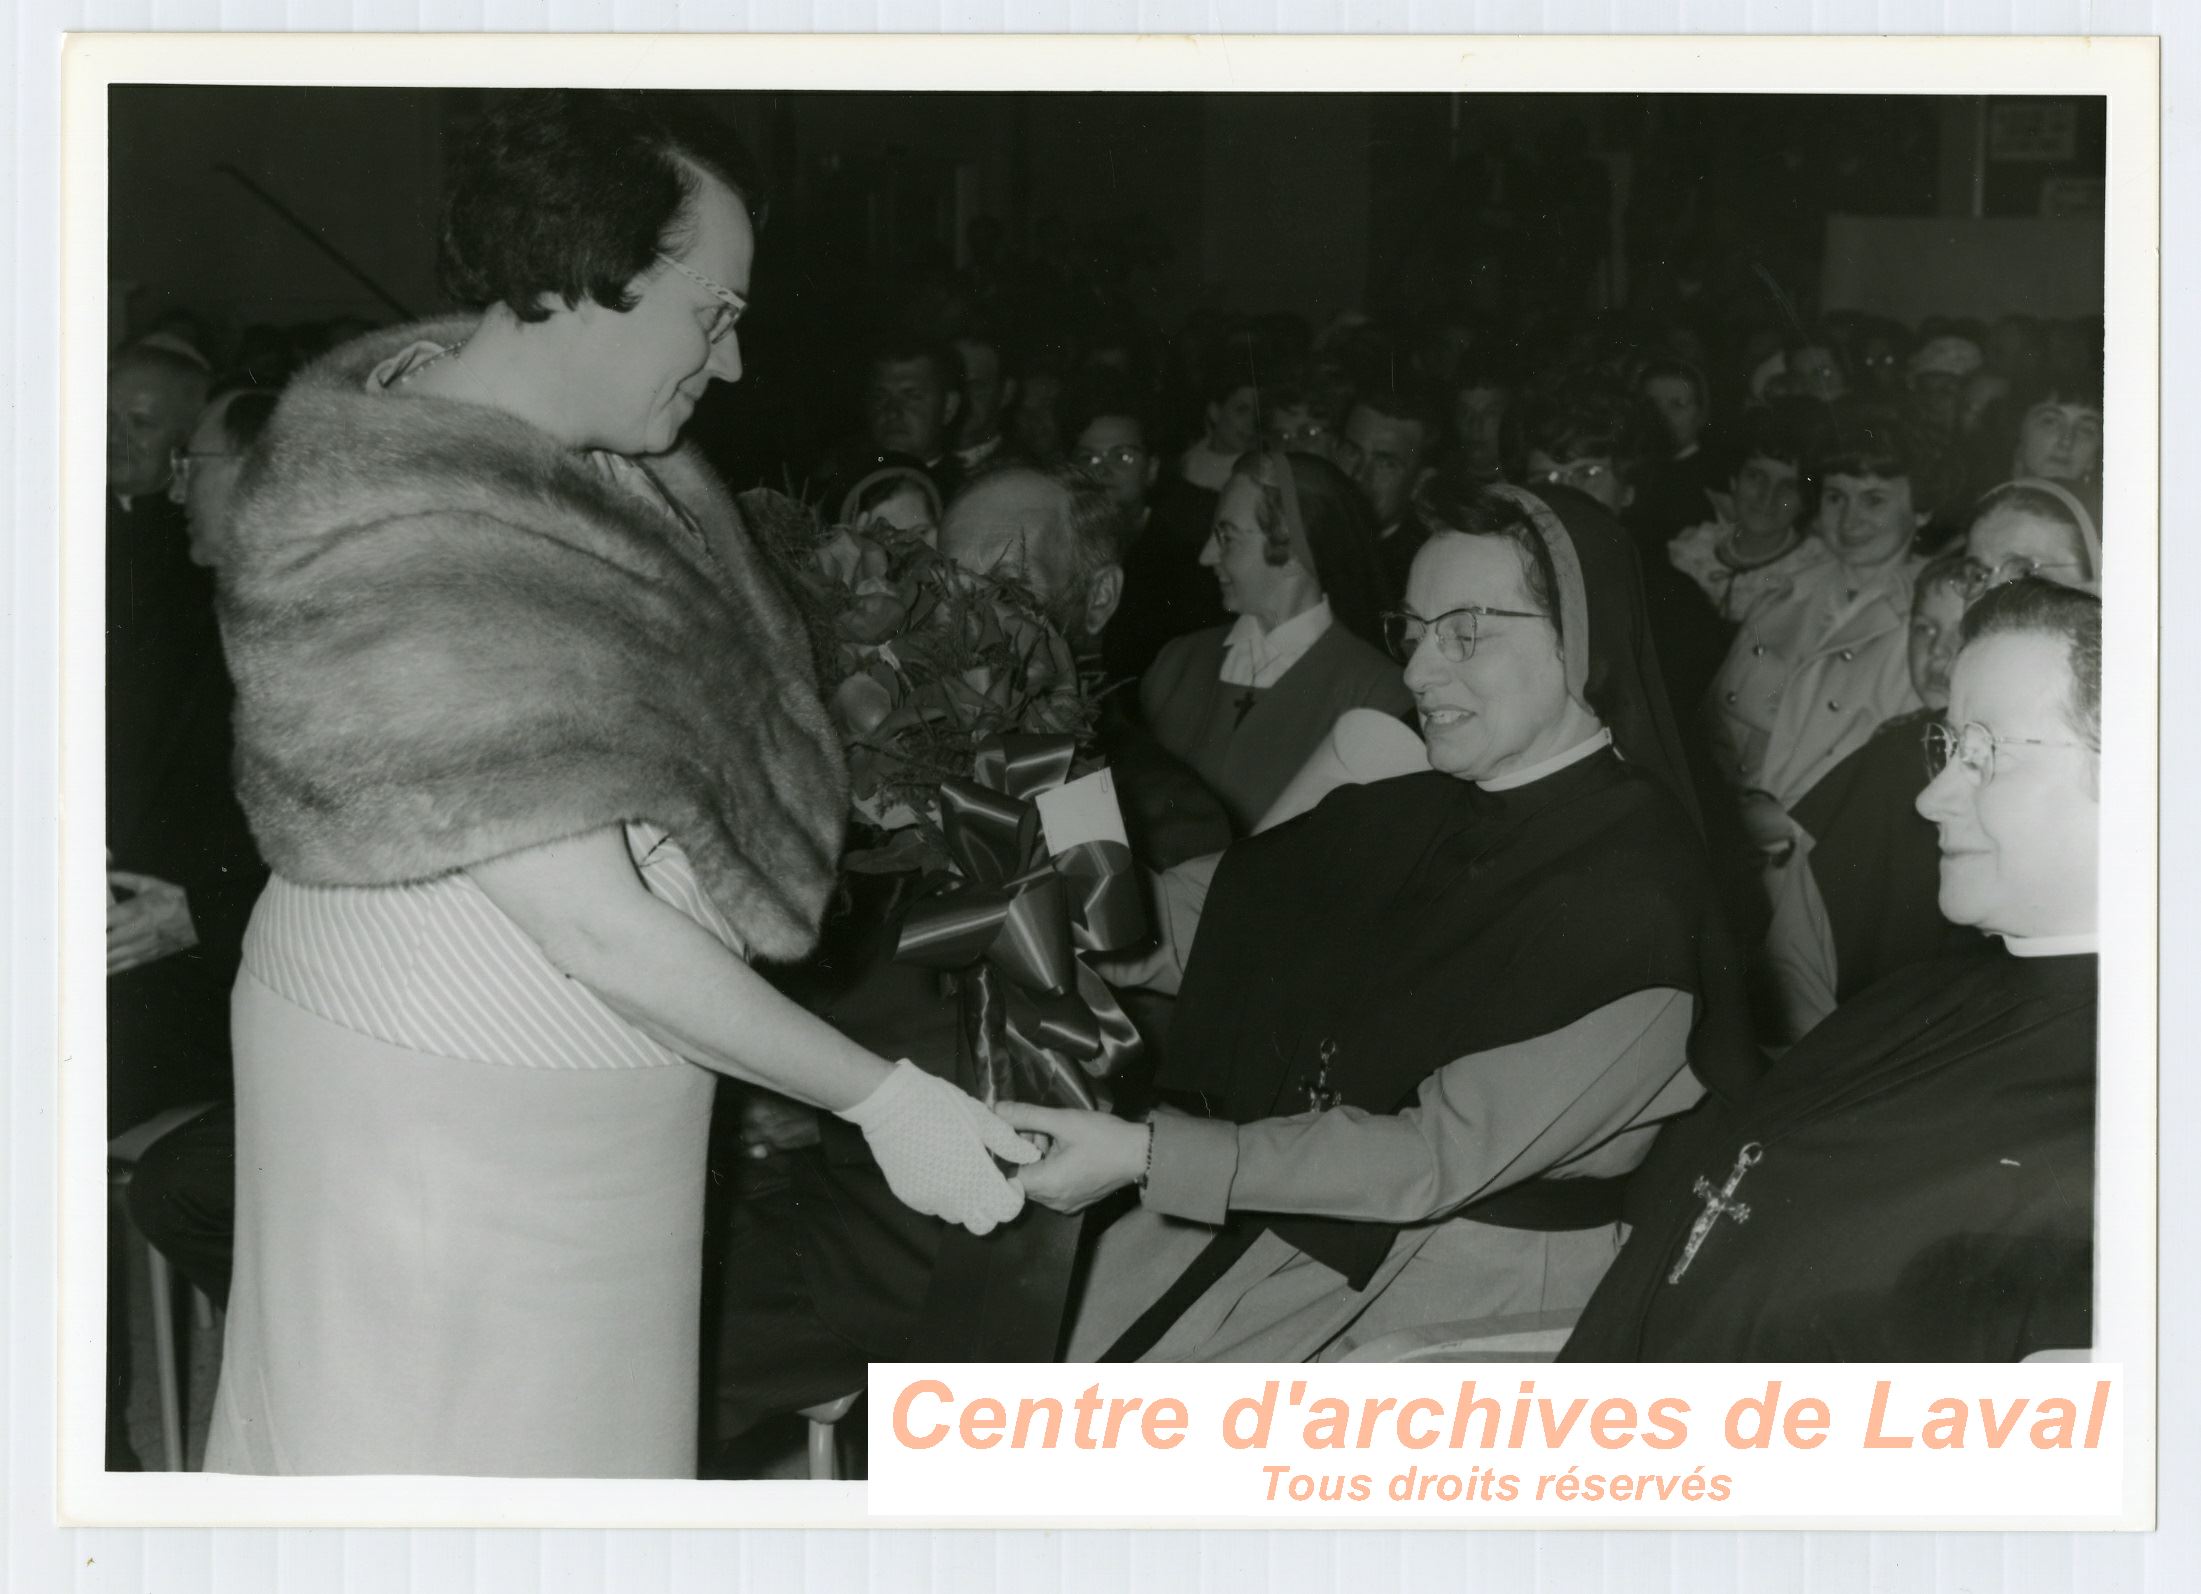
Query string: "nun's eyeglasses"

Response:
xmin=1958 ymin=554 xmax=2086 ymax=598
xmin=1922 ymin=720 xmax=2093 ymax=784
xmin=1382 ymin=604 xmax=1549 ymax=666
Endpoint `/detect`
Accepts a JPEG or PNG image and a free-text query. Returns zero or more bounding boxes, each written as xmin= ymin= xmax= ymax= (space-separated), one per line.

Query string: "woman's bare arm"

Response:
xmin=468 ymin=825 xmax=891 ymax=1112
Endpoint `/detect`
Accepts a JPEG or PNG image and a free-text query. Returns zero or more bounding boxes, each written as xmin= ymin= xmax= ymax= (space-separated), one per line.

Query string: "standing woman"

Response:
xmin=205 ymin=92 xmax=1032 ymax=1479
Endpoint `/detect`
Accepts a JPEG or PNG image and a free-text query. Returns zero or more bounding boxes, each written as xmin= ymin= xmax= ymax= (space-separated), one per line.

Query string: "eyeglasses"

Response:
xmin=1958 ymin=554 xmax=2086 ymax=598
xmin=1922 ymin=719 xmax=2095 ymax=784
xmin=167 ymin=448 xmax=235 ymax=488
xmin=1271 ymin=420 xmax=1335 ymax=449
xmin=655 ymin=252 xmax=748 ymax=345
xmin=1073 ymin=445 xmax=1148 ymax=472
xmin=1381 ymin=603 xmax=1549 ymax=666
xmin=1531 ymin=460 xmax=1613 ymax=494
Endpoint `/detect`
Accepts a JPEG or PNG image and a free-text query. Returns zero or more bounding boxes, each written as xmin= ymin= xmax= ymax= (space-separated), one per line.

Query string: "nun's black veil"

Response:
xmin=1467 ymin=480 xmax=1707 ymax=837
xmin=1102 ymin=476 xmax=1762 ymax=1357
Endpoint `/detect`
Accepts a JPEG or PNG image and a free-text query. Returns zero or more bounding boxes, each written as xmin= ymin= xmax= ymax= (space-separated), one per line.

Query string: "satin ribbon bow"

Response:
xmin=893 ymin=733 xmax=1148 ymax=1110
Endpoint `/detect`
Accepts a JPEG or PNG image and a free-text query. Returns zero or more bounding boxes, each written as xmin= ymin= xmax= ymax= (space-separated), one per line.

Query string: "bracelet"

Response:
xmin=1136 ymin=1120 xmax=1156 ymax=1190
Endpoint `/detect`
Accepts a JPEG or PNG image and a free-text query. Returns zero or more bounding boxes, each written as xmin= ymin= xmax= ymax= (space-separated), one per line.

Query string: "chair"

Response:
xmin=1337 ymin=1307 xmax=1581 ymax=1364
xmin=108 ymin=1102 xmax=221 ymax=1472
xmin=798 ymin=1391 xmax=862 ymax=1481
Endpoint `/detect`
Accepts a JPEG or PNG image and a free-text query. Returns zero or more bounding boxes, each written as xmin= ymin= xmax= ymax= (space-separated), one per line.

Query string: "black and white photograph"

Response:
xmin=50 ymin=26 xmax=2162 ymax=1550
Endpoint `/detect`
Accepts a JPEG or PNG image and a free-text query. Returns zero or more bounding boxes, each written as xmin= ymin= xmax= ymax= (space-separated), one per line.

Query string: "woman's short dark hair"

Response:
xmin=1060 ymin=369 xmax=1156 ymax=450
xmin=2008 ymin=370 xmax=2104 ymax=420
xmin=1728 ymin=397 xmax=1825 ymax=477
xmin=1958 ymin=578 xmax=2103 ymax=751
xmin=1914 ymin=551 xmax=1972 ymax=608
xmin=1503 ymin=385 xmax=1655 ymax=486
xmin=440 ymin=90 xmax=758 ymax=324
xmin=1808 ymin=400 xmax=1915 ymax=489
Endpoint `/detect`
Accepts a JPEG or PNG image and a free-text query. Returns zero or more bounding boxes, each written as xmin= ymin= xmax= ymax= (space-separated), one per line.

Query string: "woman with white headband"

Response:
xmin=1003 ymin=475 xmax=1759 ymax=1363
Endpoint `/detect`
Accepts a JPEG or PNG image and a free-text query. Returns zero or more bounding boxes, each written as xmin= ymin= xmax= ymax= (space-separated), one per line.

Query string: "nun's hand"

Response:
xmin=994 ymin=1102 xmax=1150 ymax=1215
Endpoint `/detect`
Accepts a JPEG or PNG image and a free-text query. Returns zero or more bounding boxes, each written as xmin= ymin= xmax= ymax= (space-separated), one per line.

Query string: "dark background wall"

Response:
xmin=108 ymin=85 xmax=2106 ymax=484
xmin=110 ymin=86 xmax=2107 ymax=337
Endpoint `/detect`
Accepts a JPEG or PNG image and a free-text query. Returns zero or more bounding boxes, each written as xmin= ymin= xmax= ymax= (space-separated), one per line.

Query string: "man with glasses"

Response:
xmin=1075 ymin=375 xmax=1231 ymax=683
xmin=1565 ymin=578 xmax=2101 ymax=1362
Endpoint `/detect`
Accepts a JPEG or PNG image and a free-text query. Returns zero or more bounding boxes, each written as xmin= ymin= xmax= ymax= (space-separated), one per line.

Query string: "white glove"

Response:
xmin=836 ymin=1060 xmax=1038 ymax=1235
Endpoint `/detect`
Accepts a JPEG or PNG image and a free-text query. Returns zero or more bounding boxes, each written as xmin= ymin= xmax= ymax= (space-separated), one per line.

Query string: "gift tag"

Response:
xmin=1034 ymin=768 xmax=1130 ymax=857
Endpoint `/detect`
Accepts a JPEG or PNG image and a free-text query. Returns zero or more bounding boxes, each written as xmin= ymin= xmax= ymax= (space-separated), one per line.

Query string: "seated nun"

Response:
xmin=1958 ymin=476 xmax=2101 ymax=599
xmin=1562 ymin=579 xmax=2101 ymax=1361
xmin=1001 ymin=477 xmax=1760 ymax=1364
xmin=1757 ymin=482 xmax=2100 ymax=1042
xmin=1138 ymin=450 xmax=1411 ymax=834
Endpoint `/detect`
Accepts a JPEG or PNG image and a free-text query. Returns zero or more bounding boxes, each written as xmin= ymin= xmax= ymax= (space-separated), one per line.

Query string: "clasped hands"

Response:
xmin=839 ymin=1063 xmax=1154 ymax=1231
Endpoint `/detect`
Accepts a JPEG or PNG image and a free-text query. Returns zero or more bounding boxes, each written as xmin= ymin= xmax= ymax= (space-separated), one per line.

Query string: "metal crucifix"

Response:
xmin=1666 ymin=1141 xmax=1765 ymax=1285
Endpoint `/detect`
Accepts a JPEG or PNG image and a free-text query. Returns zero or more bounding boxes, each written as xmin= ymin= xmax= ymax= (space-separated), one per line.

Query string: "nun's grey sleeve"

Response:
xmin=1140 ymin=987 xmax=1702 ymax=1228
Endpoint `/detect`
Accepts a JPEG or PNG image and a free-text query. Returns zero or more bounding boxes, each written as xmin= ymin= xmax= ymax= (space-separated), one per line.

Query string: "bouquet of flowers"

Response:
xmin=743 ymin=487 xmax=1144 ymax=1114
xmin=744 ymin=487 xmax=1099 ymax=872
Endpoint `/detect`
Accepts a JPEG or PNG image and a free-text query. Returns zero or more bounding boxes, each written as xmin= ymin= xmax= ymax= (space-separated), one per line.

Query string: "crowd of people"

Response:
xmin=105 ymin=90 xmax=2105 ymax=1479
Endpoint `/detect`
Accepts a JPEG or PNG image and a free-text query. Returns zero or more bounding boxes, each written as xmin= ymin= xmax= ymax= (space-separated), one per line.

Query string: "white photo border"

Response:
xmin=36 ymin=15 xmax=2170 ymax=1557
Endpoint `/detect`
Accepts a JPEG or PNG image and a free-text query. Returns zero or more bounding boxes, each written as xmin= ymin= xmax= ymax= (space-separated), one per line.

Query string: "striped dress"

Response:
xmin=240 ymin=822 xmax=741 ymax=1074
xmin=205 ymin=342 xmax=756 ymax=1479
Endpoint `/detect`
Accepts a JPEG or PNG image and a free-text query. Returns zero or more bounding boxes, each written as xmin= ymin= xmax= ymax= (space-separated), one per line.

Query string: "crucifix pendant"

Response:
xmin=1303 ymin=1039 xmax=1341 ymax=1113
xmin=1665 ymin=1141 xmax=1764 ymax=1285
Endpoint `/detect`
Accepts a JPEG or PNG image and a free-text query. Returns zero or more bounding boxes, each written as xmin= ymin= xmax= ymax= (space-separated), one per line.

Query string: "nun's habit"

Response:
xmin=1559 ymin=940 xmax=2095 ymax=1361
xmin=1066 ymin=486 xmax=1758 ymax=1364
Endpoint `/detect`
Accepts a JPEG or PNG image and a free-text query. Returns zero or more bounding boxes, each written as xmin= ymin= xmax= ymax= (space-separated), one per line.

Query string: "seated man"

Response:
xmin=855 ymin=334 xmax=965 ymax=503
xmin=1076 ymin=373 xmax=1228 ymax=683
xmin=1563 ymin=578 xmax=2100 ymax=1360
xmin=712 ymin=461 xmax=1230 ymax=1459
xmin=1339 ymin=385 xmax=1441 ymax=603
xmin=950 ymin=327 xmax=1017 ymax=478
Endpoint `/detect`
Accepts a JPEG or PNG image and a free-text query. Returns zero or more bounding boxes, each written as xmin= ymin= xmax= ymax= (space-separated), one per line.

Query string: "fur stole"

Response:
xmin=220 ymin=317 xmax=848 ymax=962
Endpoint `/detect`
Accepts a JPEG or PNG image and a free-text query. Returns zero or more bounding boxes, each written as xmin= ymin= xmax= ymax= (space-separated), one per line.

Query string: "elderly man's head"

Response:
xmin=1916 ymin=579 xmax=2101 ymax=941
xmin=107 ymin=344 xmax=210 ymax=499
xmin=938 ymin=462 xmax=1125 ymax=648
